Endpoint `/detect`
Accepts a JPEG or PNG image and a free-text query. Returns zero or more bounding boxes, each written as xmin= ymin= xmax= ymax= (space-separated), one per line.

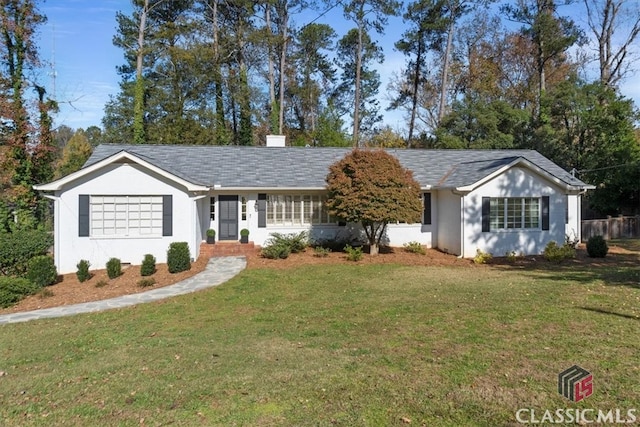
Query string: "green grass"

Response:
xmin=1 ymin=260 xmax=639 ymax=426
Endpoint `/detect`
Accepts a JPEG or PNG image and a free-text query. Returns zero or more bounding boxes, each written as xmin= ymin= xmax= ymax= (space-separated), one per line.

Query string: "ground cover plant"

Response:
xmin=1 ymin=244 xmax=638 ymax=426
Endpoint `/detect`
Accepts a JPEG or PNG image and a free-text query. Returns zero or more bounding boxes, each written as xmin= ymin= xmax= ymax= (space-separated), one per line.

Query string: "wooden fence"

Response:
xmin=581 ymin=215 xmax=640 ymax=240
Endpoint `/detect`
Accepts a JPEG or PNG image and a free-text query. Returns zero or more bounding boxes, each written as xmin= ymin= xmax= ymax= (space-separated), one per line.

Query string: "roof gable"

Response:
xmin=34 ymin=150 xmax=209 ymax=192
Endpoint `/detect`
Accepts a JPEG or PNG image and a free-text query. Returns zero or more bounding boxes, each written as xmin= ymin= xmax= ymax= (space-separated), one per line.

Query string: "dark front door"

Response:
xmin=218 ymin=195 xmax=239 ymax=240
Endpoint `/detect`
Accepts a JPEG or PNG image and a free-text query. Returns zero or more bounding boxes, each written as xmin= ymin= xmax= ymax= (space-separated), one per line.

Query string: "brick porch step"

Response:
xmin=200 ymin=241 xmax=259 ymax=257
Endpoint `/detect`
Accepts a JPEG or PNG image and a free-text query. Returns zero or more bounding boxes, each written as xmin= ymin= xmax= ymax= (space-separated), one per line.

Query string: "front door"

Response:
xmin=218 ymin=195 xmax=239 ymax=240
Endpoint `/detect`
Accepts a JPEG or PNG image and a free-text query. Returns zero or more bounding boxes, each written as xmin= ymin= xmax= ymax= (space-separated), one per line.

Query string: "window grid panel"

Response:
xmin=523 ymin=198 xmax=540 ymax=228
xmin=241 ymin=197 xmax=247 ymax=221
xmin=506 ymin=198 xmax=523 ymax=229
xmin=490 ymin=198 xmax=505 ymax=230
xmin=489 ymin=197 xmax=540 ymax=230
xmin=90 ymin=196 xmax=163 ymax=237
xmin=210 ymin=197 xmax=215 ymax=221
xmin=266 ymin=194 xmax=334 ymax=225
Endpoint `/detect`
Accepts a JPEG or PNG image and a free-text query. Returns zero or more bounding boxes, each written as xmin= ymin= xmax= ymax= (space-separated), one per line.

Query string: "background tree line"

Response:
xmin=1 ymin=0 xmax=639 ymax=231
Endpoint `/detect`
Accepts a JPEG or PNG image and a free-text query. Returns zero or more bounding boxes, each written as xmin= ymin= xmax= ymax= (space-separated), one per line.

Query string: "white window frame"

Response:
xmin=90 ymin=195 xmax=163 ymax=237
xmin=490 ymin=197 xmax=540 ymax=230
xmin=266 ymin=194 xmax=335 ymax=226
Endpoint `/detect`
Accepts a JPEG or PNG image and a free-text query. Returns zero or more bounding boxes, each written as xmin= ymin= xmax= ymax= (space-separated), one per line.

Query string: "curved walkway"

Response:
xmin=0 ymin=256 xmax=247 ymax=325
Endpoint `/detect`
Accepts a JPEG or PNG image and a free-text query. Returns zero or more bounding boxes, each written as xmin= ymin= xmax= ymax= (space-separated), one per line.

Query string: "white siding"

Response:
xmin=436 ymin=190 xmax=462 ymax=255
xmin=566 ymin=194 xmax=581 ymax=242
xmin=54 ymin=163 xmax=195 ymax=274
xmin=462 ymin=166 xmax=566 ymax=258
xmin=203 ymin=191 xmax=436 ymax=248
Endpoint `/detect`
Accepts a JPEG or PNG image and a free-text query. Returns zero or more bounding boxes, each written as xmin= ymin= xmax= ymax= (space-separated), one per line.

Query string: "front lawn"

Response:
xmin=1 ymin=258 xmax=639 ymax=426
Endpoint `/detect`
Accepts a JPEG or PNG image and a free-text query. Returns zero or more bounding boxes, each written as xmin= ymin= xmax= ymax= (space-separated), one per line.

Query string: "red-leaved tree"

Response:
xmin=325 ymin=149 xmax=422 ymax=255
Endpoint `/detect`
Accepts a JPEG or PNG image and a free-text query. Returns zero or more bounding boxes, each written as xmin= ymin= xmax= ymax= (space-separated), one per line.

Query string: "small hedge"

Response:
xmin=167 ymin=242 xmax=191 ymax=273
xmin=586 ymin=235 xmax=608 ymax=258
xmin=140 ymin=254 xmax=156 ymax=276
xmin=261 ymin=232 xmax=308 ymax=259
xmin=26 ymin=255 xmax=58 ymax=287
xmin=76 ymin=260 xmax=91 ymax=283
xmin=543 ymin=241 xmax=576 ymax=263
xmin=106 ymin=258 xmax=123 ymax=279
xmin=0 ymin=277 xmax=40 ymax=308
xmin=0 ymin=229 xmax=53 ymax=276
xmin=344 ymin=245 xmax=363 ymax=261
xmin=138 ymin=278 xmax=156 ymax=288
xmin=261 ymin=242 xmax=291 ymax=259
xmin=403 ymin=241 xmax=426 ymax=255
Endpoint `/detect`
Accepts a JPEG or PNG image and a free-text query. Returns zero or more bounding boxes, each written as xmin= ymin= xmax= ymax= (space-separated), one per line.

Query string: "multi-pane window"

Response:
xmin=266 ymin=195 xmax=335 ymax=225
xmin=210 ymin=197 xmax=215 ymax=221
xmin=241 ymin=197 xmax=247 ymax=220
xmin=90 ymin=196 xmax=163 ymax=237
xmin=490 ymin=197 xmax=539 ymax=230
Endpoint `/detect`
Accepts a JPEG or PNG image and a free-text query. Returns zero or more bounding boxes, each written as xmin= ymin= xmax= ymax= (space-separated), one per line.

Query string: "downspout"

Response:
xmin=460 ymin=195 xmax=465 ymax=258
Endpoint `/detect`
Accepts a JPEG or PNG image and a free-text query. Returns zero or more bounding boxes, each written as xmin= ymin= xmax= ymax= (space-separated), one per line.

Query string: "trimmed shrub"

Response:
xmin=38 ymin=288 xmax=55 ymax=299
xmin=344 ymin=245 xmax=363 ymax=262
xmin=140 ymin=254 xmax=156 ymax=276
xmin=0 ymin=229 xmax=53 ymax=276
xmin=138 ymin=278 xmax=156 ymax=288
xmin=26 ymin=255 xmax=58 ymax=287
xmin=313 ymin=246 xmax=331 ymax=257
xmin=76 ymin=260 xmax=91 ymax=283
xmin=586 ymin=235 xmax=608 ymax=258
xmin=261 ymin=232 xmax=308 ymax=259
xmin=0 ymin=277 xmax=40 ymax=308
xmin=474 ymin=249 xmax=493 ymax=264
xmin=403 ymin=241 xmax=426 ymax=255
xmin=269 ymin=232 xmax=308 ymax=254
xmin=106 ymin=258 xmax=122 ymax=279
xmin=261 ymin=241 xmax=291 ymax=259
xmin=543 ymin=241 xmax=576 ymax=263
xmin=167 ymin=242 xmax=191 ymax=273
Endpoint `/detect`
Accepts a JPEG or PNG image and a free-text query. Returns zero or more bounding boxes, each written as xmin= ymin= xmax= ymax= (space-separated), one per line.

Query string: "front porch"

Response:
xmin=199 ymin=241 xmax=259 ymax=258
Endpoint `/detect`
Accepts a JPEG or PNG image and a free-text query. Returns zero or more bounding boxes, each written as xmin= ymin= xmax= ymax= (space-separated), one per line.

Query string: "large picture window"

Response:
xmin=90 ymin=196 xmax=163 ymax=237
xmin=266 ymin=195 xmax=335 ymax=225
xmin=490 ymin=197 xmax=539 ymax=230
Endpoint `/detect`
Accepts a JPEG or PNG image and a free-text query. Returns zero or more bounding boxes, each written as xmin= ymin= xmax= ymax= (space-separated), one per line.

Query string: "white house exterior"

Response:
xmin=34 ymin=144 xmax=593 ymax=274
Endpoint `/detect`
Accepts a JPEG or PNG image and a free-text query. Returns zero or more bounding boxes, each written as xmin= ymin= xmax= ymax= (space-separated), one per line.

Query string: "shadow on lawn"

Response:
xmin=488 ymin=248 xmax=640 ymax=290
xmin=580 ymin=306 xmax=640 ymax=321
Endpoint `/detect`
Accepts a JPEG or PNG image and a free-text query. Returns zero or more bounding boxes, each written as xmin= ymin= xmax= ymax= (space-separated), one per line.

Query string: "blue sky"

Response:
xmin=38 ymin=1 xmax=132 ymax=130
xmin=37 ymin=1 xmax=639 ymax=132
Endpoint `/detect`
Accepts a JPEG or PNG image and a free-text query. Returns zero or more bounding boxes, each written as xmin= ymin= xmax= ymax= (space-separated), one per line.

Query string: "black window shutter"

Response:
xmin=541 ymin=196 xmax=550 ymax=231
xmin=79 ymin=195 xmax=90 ymax=237
xmin=162 ymin=195 xmax=173 ymax=236
xmin=257 ymin=194 xmax=267 ymax=228
xmin=481 ymin=197 xmax=490 ymax=232
xmin=423 ymin=193 xmax=432 ymax=225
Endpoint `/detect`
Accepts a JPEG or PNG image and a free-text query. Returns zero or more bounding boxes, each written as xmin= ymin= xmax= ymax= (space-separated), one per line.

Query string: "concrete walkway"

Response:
xmin=0 ymin=256 xmax=246 ymax=325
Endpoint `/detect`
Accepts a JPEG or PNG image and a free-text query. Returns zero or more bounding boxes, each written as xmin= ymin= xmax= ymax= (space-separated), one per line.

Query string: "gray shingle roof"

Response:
xmin=85 ymin=144 xmax=590 ymax=190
